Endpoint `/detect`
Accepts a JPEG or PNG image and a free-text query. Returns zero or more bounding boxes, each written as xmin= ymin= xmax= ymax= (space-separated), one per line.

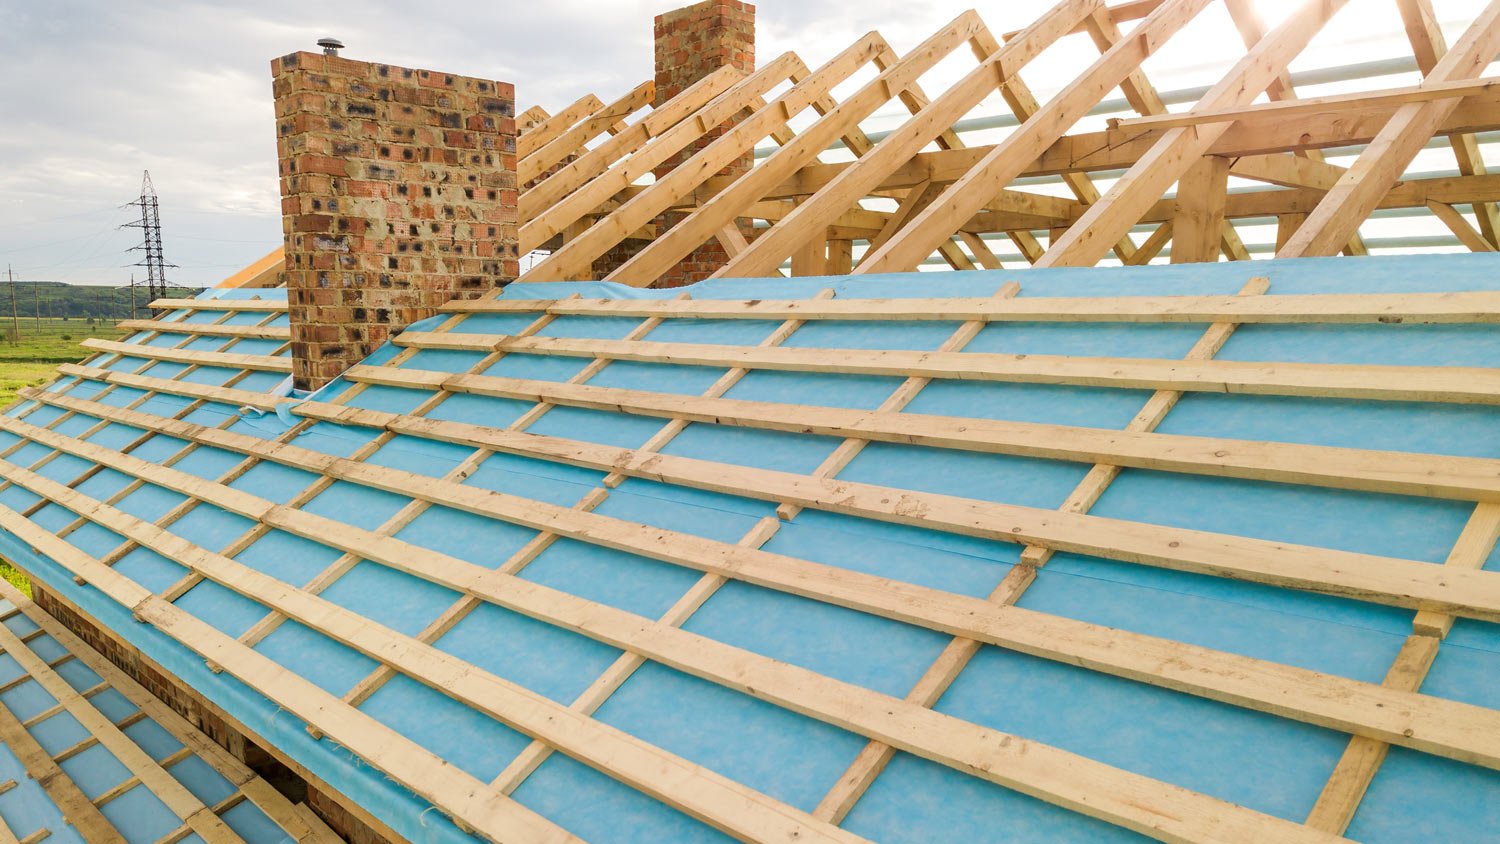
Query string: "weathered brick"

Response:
xmin=274 ymin=51 xmax=517 ymax=390
xmin=594 ymin=0 xmax=755 ymax=287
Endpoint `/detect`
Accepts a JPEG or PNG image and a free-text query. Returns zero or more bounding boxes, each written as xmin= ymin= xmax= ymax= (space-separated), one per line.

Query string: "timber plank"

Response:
xmin=15 ymin=394 xmax=1500 ymax=776
xmin=440 ymin=290 xmax=1500 ymax=324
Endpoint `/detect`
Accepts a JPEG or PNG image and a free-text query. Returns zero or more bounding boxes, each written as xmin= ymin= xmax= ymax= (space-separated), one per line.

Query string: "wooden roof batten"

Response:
xmin=15 ymin=3 xmax=1500 ymax=842
xmin=505 ymin=0 xmax=1500 ymax=286
xmin=101 ymin=274 xmax=1500 ymax=841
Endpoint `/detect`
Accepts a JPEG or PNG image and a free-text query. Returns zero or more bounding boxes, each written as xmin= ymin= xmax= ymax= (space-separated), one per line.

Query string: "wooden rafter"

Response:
xmin=235 ymin=1 xmax=1500 ymax=286
xmin=1282 ymin=2 xmax=1500 ymax=257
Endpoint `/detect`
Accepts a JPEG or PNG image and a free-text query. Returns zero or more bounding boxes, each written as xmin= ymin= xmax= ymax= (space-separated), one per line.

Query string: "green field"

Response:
xmin=0 ymin=281 xmax=202 ymax=596
xmin=0 ymin=318 xmax=124 ymax=407
xmin=0 ymin=560 xmax=29 ymax=597
xmin=0 ymin=318 xmax=128 ymax=594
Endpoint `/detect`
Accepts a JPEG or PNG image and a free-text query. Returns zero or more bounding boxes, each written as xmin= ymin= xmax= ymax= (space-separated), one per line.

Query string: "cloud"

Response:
xmin=1 ymin=0 xmax=1489 ymax=284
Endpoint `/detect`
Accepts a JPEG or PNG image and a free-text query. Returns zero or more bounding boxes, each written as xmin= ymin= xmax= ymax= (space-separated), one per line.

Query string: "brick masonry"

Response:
xmin=272 ymin=51 xmax=519 ymax=390
xmin=595 ymin=0 xmax=755 ymax=287
xmin=653 ymin=0 xmax=756 ymax=173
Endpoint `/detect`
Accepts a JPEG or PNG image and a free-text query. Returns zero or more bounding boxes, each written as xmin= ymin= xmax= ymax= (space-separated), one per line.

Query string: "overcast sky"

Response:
xmin=0 ymin=1 xmax=1491 ymax=286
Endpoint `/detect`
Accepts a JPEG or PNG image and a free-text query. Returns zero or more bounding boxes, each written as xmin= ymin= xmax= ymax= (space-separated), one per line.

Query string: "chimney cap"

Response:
xmin=317 ymin=37 xmax=344 ymax=55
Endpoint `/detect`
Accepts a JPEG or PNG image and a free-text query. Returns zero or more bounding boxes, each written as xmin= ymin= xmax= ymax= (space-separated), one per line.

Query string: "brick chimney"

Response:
xmin=272 ymin=51 xmax=518 ymax=391
xmin=595 ymin=0 xmax=756 ymax=286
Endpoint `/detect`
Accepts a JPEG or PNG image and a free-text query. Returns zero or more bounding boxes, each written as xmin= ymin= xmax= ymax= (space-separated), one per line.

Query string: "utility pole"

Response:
xmin=32 ymin=281 xmax=40 ymax=333
xmin=124 ymin=171 xmax=176 ymax=311
xmin=7 ymin=265 xmax=18 ymax=342
xmin=129 ymin=273 xmax=137 ymax=319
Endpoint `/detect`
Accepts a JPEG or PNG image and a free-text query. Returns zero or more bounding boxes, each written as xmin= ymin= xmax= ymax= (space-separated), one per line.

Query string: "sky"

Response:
xmin=0 ymin=0 xmax=1493 ymax=286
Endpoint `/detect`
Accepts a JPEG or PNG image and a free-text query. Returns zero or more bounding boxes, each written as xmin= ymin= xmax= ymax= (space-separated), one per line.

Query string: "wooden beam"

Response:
xmin=1277 ymin=213 xmax=1308 ymax=252
xmin=523 ymin=38 xmax=884 ymax=280
xmin=1306 ymin=501 xmax=1500 ymax=834
xmin=517 ymin=93 xmax=604 ymax=158
xmin=55 ymin=364 xmax=286 ymax=411
xmin=1171 ymin=155 xmax=1230 ymax=263
xmin=856 ymin=0 xmax=1216 ymax=274
xmin=386 ymin=333 xmax=1500 ymax=405
xmin=997 ymin=15 xmax=1141 ymax=263
xmin=114 ymin=320 xmax=291 ymax=341
xmin=1039 ymin=0 xmax=1350 ymax=267
xmin=0 ymin=468 xmax=858 ymax=844
xmin=0 ymin=583 xmax=336 ymax=844
xmin=520 ymin=66 xmax=743 ymax=218
xmin=1114 ymin=76 xmax=1500 ymax=132
xmin=600 ymin=14 xmax=992 ymax=285
xmin=516 ymin=105 xmax=549 ymax=131
xmin=1280 ymin=3 xmax=1500 ymax=257
xmin=1003 ymin=0 xmax=1165 ymax=39
xmin=755 ymin=92 xmax=1500 ymax=202
xmin=711 ymin=0 xmax=1103 ymax=279
xmin=0 ymin=500 xmax=589 ymax=844
xmin=1304 ymin=633 xmax=1442 ymax=835
xmin=441 ymin=289 xmax=1500 ymax=324
xmin=790 ymin=231 xmax=827 ymax=276
xmin=958 ymin=232 xmax=1003 ymax=269
xmin=79 ymin=339 xmax=290 ymax=373
xmin=14 ymin=392 xmax=1500 ymax=844
xmin=863 ymin=182 xmax=939 ymax=259
xmin=1163 ymin=0 xmax=1356 ymax=271
xmin=1129 ymin=221 xmax=1173 ymax=264
xmin=1230 ymin=154 xmax=1346 ymax=191
xmin=814 ymin=276 xmax=1266 ymax=823
xmin=1427 ymin=200 xmax=1498 ymax=251
xmin=283 ymin=370 xmax=1500 ymax=617
xmin=1413 ymin=502 xmax=1500 ymax=638
xmin=483 ymin=293 xmax=837 ymax=794
xmin=1399 ymin=0 xmax=1500 ymax=248
xmin=0 ymin=697 xmax=123 ymax=843
xmin=826 ymin=239 xmax=854 ymax=274
xmin=521 ymin=80 xmax=654 ymax=184
xmin=778 ymin=282 xmax=1020 ymax=530
xmin=25 ymin=393 xmax=1500 ymax=785
xmin=521 ymin=54 xmax=802 ymax=250
xmin=0 ymin=441 xmax=1343 ymax=844
xmin=0 ymin=624 xmax=244 ymax=844
xmin=148 ymin=299 xmax=285 ymax=313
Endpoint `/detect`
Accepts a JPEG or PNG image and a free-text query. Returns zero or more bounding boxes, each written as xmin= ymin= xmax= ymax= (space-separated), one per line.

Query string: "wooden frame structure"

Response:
xmin=501 ymin=0 xmax=1500 ymax=284
xmin=0 ymin=255 xmax=1497 ymax=839
xmin=235 ymin=0 xmax=1500 ymax=287
xmin=0 ymin=582 xmax=337 ymax=844
xmin=5 ymin=3 xmax=1500 ymax=843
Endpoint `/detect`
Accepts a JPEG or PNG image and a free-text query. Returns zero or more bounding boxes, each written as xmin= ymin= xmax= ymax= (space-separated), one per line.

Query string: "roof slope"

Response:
xmin=0 ymin=582 xmax=334 ymax=844
xmin=1 ymin=255 xmax=1500 ymax=842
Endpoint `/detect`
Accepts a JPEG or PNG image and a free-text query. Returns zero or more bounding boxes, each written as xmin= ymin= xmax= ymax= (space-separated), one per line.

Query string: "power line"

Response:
xmin=122 ymin=170 xmax=176 ymax=310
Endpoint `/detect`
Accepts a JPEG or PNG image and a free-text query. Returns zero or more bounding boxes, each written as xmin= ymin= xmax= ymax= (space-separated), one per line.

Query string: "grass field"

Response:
xmin=0 ymin=319 xmax=126 ymax=594
xmin=0 ymin=560 xmax=30 ymax=597
xmin=0 ymin=318 xmax=123 ymax=407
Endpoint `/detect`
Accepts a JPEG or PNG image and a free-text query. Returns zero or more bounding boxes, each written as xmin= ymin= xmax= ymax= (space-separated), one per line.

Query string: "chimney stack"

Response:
xmin=651 ymin=1 xmax=755 ymax=287
xmin=271 ymin=50 xmax=518 ymax=390
xmin=595 ymin=1 xmax=756 ymax=286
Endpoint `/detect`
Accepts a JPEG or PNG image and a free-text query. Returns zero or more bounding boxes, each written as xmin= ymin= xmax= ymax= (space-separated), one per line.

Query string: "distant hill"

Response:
xmin=3 ymin=281 xmax=206 ymax=321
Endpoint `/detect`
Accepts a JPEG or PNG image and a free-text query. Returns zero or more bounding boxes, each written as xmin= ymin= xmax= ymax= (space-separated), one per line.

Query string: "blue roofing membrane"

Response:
xmin=0 ymin=584 xmax=317 ymax=844
xmin=1 ymin=255 xmax=1498 ymax=842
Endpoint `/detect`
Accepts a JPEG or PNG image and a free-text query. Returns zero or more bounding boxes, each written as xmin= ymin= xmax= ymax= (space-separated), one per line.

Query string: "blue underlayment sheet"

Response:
xmin=0 ymin=599 xmax=292 ymax=844
xmin=1 ymin=255 xmax=1499 ymax=842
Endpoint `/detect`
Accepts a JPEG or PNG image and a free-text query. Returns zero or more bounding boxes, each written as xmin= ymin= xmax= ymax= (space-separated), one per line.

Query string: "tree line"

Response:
xmin=4 ymin=281 xmax=206 ymax=322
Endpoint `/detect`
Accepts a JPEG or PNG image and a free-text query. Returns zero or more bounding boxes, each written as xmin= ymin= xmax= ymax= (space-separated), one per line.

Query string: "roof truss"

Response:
xmin=512 ymin=0 xmax=1500 ymax=284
